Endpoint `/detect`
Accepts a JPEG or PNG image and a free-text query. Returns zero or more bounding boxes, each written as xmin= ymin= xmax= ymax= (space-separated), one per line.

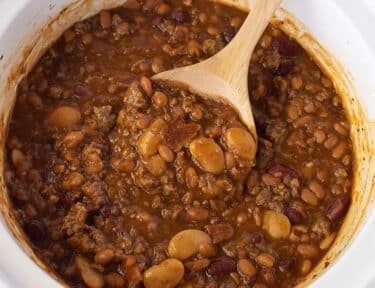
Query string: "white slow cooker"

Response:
xmin=0 ymin=0 xmax=374 ymax=287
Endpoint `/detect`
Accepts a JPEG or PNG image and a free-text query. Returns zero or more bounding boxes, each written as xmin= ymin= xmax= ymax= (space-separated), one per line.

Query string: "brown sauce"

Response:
xmin=5 ymin=0 xmax=353 ymax=287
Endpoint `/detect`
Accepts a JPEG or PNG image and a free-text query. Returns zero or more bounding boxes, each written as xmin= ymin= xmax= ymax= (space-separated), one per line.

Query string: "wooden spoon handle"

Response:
xmin=203 ymin=0 xmax=282 ymax=81
xmin=152 ymin=0 xmax=281 ymax=142
xmin=196 ymin=0 xmax=281 ymax=139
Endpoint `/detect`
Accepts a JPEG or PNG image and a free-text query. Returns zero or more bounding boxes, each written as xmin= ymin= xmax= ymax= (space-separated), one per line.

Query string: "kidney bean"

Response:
xmin=285 ymin=207 xmax=304 ymax=225
xmin=275 ymin=61 xmax=294 ymax=75
xmin=172 ymin=10 xmax=190 ymax=23
xmin=250 ymin=232 xmax=263 ymax=245
xmin=207 ymin=257 xmax=237 ymax=276
xmin=23 ymin=219 xmax=47 ymax=245
xmin=268 ymin=164 xmax=299 ymax=179
xmin=99 ymin=203 xmax=120 ymax=218
xmin=273 ymin=37 xmax=302 ymax=57
xmin=223 ymin=27 xmax=236 ymax=43
xmin=279 ymin=258 xmax=296 ymax=273
xmin=325 ymin=195 xmax=351 ymax=222
xmin=151 ymin=16 xmax=164 ymax=27
xmin=74 ymin=84 xmax=92 ymax=97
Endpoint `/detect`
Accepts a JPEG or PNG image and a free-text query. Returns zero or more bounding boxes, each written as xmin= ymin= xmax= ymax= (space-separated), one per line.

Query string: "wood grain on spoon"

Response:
xmin=152 ymin=0 xmax=282 ymax=165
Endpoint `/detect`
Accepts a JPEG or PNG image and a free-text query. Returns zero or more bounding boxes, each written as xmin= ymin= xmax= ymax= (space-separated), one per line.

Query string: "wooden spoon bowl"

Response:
xmin=152 ymin=0 xmax=282 ymax=164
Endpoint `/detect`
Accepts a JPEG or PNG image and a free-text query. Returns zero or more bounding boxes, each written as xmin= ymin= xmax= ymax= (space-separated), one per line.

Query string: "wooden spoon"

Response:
xmin=152 ymin=0 xmax=281 ymax=163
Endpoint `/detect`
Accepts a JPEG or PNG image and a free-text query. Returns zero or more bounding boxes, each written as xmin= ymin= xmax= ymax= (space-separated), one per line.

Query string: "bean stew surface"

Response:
xmin=6 ymin=0 xmax=353 ymax=287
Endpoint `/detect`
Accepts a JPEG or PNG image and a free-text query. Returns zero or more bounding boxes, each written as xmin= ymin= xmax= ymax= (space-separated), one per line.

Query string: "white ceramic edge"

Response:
xmin=281 ymin=1 xmax=375 ymax=287
xmin=0 ymin=1 xmax=66 ymax=286
xmin=0 ymin=0 xmax=374 ymax=287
